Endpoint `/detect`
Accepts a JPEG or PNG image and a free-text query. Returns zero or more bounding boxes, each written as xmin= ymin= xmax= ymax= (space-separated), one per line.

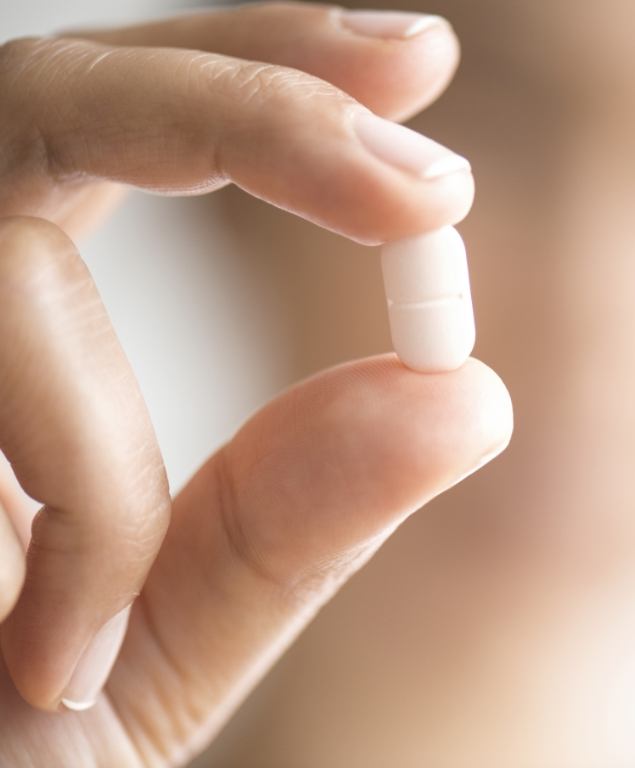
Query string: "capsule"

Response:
xmin=381 ymin=226 xmax=475 ymax=373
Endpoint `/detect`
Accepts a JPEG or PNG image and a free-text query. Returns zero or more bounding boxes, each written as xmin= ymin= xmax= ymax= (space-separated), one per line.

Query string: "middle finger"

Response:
xmin=1 ymin=37 xmax=473 ymax=244
xmin=68 ymin=1 xmax=461 ymax=122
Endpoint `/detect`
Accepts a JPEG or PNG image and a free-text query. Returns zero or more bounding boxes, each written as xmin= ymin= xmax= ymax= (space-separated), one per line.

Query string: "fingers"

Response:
xmin=108 ymin=356 xmax=513 ymax=754
xmin=0 ymin=217 xmax=171 ymax=711
xmin=70 ymin=2 xmax=460 ymax=121
xmin=0 ymin=499 xmax=24 ymax=623
xmin=1 ymin=36 xmax=473 ymax=244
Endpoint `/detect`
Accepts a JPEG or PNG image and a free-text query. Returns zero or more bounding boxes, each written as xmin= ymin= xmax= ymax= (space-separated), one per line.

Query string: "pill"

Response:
xmin=381 ymin=226 xmax=475 ymax=373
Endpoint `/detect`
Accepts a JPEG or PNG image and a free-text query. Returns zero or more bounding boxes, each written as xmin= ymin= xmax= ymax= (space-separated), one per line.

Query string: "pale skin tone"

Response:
xmin=0 ymin=4 xmax=513 ymax=766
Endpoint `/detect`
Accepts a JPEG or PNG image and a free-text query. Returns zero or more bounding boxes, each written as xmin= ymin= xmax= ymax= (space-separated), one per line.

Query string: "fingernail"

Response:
xmin=337 ymin=10 xmax=447 ymax=39
xmin=61 ymin=605 xmax=131 ymax=712
xmin=352 ymin=111 xmax=471 ymax=180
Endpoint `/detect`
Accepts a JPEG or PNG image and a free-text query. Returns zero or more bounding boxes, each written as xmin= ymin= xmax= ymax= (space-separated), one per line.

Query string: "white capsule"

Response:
xmin=381 ymin=227 xmax=475 ymax=373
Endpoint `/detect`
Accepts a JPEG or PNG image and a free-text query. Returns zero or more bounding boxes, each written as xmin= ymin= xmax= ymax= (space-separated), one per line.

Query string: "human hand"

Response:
xmin=0 ymin=4 xmax=513 ymax=765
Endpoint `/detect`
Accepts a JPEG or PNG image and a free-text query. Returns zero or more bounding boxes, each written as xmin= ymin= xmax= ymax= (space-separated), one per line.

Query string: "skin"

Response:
xmin=0 ymin=4 xmax=513 ymax=766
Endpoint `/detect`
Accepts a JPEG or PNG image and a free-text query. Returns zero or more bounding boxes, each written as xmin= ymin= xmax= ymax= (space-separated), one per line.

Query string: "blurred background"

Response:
xmin=5 ymin=0 xmax=635 ymax=766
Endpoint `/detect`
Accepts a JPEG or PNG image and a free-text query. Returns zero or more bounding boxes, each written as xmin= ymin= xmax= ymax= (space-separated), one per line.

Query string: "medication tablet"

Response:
xmin=381 ymin=227 xmax=475 ymax=373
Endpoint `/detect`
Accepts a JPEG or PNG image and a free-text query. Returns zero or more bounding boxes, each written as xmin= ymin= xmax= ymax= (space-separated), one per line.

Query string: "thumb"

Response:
xmin=107 ymin=356 xmax=513 ymax=749
xmin=216 ymin=357 xmax=513 ymax=588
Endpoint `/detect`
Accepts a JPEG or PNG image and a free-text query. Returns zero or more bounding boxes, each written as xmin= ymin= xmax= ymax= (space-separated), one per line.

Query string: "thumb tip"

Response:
xmin=441 ymin=357 xmax=514 ymax=490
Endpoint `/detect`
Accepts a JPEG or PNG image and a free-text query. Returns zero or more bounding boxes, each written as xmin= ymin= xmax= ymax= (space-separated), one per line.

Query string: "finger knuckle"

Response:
xmin=200 ymin=55 xmax=350 ymax=112
xmin=213 ymin=445 xmax=324 ymax=606
xmin=0 ymin=35 xmax=90 ymax=81
xmin=0 ymin=36 xmax=104 ymax=182
xmin=0 ymin=37 xmax=53 ymax=179
xmin=213 ymin=446 xmax=370 ymax=609
xmin=240 ymin=61 xmax=346 ymax=108
xmin=0 ymin=216 xmax=82 ymax=294
xmin=200 ymin=58 xmax=352 ymax=178
xmin=0 ymin=37 xmax=68 ymax=117
xmin=231 ymin=61 xmax=303 ymax=105
xmin=213 ymin=447 xmax=279 ymax=589
xmin=0 ymin=35 xmax=47 ymax=71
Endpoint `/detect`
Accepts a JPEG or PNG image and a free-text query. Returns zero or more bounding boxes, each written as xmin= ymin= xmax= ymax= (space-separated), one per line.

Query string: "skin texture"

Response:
xmin=0 ymin=3 xmax=513 ymax=766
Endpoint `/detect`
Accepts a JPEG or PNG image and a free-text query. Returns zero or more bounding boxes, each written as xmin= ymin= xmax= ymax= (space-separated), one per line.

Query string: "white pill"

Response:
xmin=381 ymin=226 xmax=475 ymax=373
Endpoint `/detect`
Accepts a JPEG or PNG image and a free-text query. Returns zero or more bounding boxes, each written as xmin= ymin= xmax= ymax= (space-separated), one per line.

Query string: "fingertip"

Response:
xmin=460 ymin=357 xmax=515 ymax=455
xmin=310 ymin=355 xmax=513 ymax=507
xmin=328 ymin=132 xmax=475 ymax=244
xmin=330 ymin=8 xmax=462 ymax=120
xmin=271 ymin=4 xmax=462 ymax=121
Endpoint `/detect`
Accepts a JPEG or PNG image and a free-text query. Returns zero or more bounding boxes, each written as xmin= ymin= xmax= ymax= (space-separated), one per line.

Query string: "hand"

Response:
xmin=0 ymin=4 xmax=513 ymax=765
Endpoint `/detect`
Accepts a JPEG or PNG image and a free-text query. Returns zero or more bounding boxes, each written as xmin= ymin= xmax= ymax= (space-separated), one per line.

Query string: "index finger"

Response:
xmin=1 ymin=36 xmax=473 ymax=244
